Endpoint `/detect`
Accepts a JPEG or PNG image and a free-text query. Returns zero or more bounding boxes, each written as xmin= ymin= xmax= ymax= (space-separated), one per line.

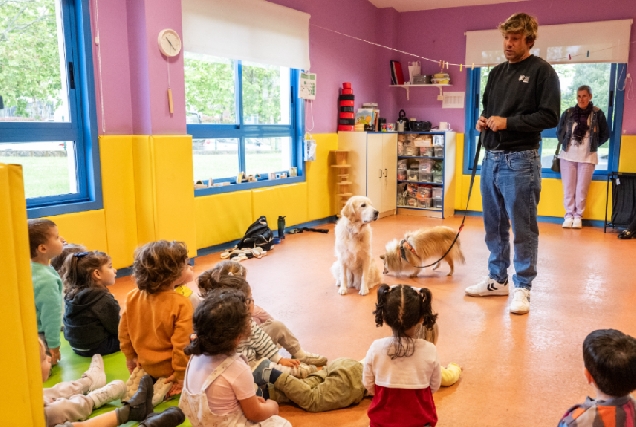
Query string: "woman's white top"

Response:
xmin=559 ymin=123 xmax=598 ymax=165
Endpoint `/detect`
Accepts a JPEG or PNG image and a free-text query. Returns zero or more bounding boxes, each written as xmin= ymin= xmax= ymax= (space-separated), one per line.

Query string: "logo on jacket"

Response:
xmin=519 ymin=75 xmax=530 ymax=83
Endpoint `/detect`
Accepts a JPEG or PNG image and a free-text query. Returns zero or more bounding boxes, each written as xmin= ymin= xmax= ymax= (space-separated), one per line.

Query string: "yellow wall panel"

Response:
xmin=132 ymin=135 xmax=155 ymax=245
xmin=99 ymin=135 xmax=138 ymax=268
xmin=47 ymin=210 xmax=108 ymax=251
xmin=0 ymin=164 xmax=45 ymax=427
xmin=618 ymin=135 xmax=636 ymax=173
xmin=152 ymin=135 xmax=197 ymax=257
xmin=307 ymin=133 xmax=338 ymax=219
xmin=252 ymin=183 xmax=308 ymax=228
xmin=195 ymin=191 xmax=253 ymax=249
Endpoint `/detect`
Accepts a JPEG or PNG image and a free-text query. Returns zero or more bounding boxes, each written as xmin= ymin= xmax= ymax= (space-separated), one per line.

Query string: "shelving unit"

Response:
xmin=389 ymin=84 xmax=451 ymax=100
xmin=396 ymin=131 xmax=456 ymax=219
xmin=330 ymin=150 xmax=353 ymax=210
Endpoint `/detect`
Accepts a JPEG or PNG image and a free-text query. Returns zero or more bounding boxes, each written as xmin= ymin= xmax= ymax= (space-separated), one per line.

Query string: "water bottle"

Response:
xmin=277 ymin=216 xmax=286 ymax=239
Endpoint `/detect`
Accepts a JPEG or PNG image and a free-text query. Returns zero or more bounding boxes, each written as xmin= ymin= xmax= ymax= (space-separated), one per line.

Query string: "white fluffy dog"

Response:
xmin=331 ymin=196 xmax=381 ymax=296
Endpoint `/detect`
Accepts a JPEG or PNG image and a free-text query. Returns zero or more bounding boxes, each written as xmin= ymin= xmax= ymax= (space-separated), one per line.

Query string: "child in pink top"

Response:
xmin=180 ymin=288 xmax=290 ymax=427
xmin=363 ymin=284 xmax=441 ymax=427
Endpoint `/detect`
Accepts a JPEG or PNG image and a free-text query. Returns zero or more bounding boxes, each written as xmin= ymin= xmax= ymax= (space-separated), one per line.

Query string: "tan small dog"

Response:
xmin=381 ymin=226 xmax=465 ymax=277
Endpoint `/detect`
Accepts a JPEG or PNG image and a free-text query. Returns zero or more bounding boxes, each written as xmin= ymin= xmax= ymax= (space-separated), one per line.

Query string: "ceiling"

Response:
xmin=367 ymin=0 xmax=527 ymax=12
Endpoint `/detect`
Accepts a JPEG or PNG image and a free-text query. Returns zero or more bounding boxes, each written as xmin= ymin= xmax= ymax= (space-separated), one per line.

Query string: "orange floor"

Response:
xmin=110 ymin=215 xmax=636 ymax=427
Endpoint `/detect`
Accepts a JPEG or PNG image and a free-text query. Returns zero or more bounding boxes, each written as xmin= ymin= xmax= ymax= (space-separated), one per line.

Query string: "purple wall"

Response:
xmin=91 ymin=0 xmax=636 ymax=135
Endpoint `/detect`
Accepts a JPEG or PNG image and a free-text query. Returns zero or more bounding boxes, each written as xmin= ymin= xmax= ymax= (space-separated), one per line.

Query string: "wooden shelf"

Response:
xmin=331 ymin=164 xmax=351 ymax=168
xmin=337 ymin=181 xmax=352 ymax=185
xmin=389 ymin=84 xmax=451 ymax=101
xmin=338 ymin=193 xmax=353 ymax=197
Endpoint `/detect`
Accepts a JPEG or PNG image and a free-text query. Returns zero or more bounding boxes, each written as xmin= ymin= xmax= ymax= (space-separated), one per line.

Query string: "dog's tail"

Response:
xmin=455 ymin=239 xmax=466 ymax=264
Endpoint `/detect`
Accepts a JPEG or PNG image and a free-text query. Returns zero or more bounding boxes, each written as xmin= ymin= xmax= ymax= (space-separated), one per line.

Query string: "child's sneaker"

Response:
xmin=465 ymin=276 xmax=509 ymax=297
xmin=88 ymin=380 xmax=126 ymax=409
xmin=293 ymin=349 xmax=328 ymax=366
xmin=252 ymin=358 xmax=273 ymax=386
xmin=81 ymin=354 xmax=106 ymax=391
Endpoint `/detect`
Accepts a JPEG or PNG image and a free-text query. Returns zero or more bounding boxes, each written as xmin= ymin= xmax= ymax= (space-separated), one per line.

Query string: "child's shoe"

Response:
xmin=123 ymin=375 xmax=154 ymax=421
xmin=252 ymin=358 xmax=273 ymax=386
xmin=140 ymin=407 xmax=186 ymax=427
xmin=152 ymin=377 xmax=173 ymax=407
xmin=88 ymin=380 xmax=126 ymax=409
xmin=293 ymin=349 xmax=328 ymax=366
xmin=81 ymin=354 xmax=106 ymax=391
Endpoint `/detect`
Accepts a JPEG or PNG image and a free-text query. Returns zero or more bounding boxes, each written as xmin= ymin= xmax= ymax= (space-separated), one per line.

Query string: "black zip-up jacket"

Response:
xmin=481 ymin=55 xmax=561 ymax=151
xmin=63 ymin=287 xmax=120 ymax=351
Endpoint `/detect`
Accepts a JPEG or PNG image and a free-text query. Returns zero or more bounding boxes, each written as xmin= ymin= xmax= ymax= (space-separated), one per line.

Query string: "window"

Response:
xmin=0 ymin=0 xmax=99 ymax=213
xmin=465 ymin=63 xmax=624 ymax=175
xmin=185 ymin=52 xmax=302 ymax=191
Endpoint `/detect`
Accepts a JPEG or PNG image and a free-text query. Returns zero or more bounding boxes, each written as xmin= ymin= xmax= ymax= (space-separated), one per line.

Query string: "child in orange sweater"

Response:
xmin=118 ymin=240 xmax=194 ymax=407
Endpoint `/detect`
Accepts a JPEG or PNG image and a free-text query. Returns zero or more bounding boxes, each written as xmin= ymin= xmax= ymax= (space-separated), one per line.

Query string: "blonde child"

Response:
xmin=363 ymin=284 xmax=441 ymax=427
xmin=203 ymin=261 xmax=327 ymax=366
xmin=40 ymin=338 xmax=185 ymax=427
xmin=180 ymin=288 xmax=290 ymax=426
xmin=29 ymin=218 xmax=65 ymax=365
xmin=62 ymin=251 xmax=121 ymax=356
xmin=198 ymin=272 xmax=317 ymax=378
xmin=118 ymin=240 xmax=194 ymax=406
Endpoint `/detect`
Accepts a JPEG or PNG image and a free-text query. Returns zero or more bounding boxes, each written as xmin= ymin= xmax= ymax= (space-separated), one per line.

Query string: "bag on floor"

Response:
xmin=237 ymin=216 xmax=274 ymax=251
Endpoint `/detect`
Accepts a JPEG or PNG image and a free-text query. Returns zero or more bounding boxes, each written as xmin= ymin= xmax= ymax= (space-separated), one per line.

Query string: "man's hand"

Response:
xmin=476 ymin=116 xmax=488 ymax=132
xmin=49 ymin=347 xmax=61 ymax=366
xmin=278 ymin=357 xmax=301 ymax=367
xmin=486 ymin=116 xmax=507 ymax=132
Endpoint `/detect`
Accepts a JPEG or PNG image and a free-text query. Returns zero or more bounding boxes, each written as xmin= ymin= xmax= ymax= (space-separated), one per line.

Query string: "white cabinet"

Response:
xmin=337 ymin=132 xmax=397 ymax=218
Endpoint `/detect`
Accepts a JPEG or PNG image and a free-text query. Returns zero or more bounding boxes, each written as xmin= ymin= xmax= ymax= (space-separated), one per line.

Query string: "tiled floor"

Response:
xmin=108 ymin=215 xmax=636 ymax=426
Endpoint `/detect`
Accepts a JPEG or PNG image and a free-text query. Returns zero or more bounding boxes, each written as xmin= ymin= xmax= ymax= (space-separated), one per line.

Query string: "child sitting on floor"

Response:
xmin=558 ymin=329 xmax=636 ymax=427
xmin=198 ymin=273 xmax=317 ymax=378
xmin=62 ymin=251 xmax=121 ymax=357
xmin=118 ymin=240 xmax=194 ymax=406
xmin=29 ymin=218 xmax=65 ymax=366
xmin=202 ymin=260 xmax=327 ymax=366
xmin=179 ymin=288 xmax=290 ymax=427
xmin=40 ymin=338 xmax=185 ymax=427
xmin=363 ymin=284 xmax=442 ymax=427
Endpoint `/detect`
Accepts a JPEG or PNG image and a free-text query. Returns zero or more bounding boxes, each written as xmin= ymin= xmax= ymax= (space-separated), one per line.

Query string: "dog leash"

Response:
xmin=400 ymin=132 xmax=483 ymax=269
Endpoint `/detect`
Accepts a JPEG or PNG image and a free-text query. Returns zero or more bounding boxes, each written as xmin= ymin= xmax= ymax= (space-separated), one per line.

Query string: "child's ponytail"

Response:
xmin=373 ymin=284 xmax=391 ymax=327
xmin=62 ymin=251 xmax=110 ymax=300
xmin=418 ymin=287 xmax=438 ymax=330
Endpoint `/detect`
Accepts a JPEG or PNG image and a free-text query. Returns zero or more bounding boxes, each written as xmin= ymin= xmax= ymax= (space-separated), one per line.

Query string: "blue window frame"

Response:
xmin=0 ymin=0 xmax=100 ymax=217
xmin=464 ymin=63 xmax=626 ymax=177
xmin=185 ymin=57 xmax=304 ymax=196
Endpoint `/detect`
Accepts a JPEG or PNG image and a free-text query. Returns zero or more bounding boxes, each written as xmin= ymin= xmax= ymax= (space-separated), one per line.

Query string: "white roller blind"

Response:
xmin=182 ymin=0 xmax=310 ymax=70
xmin=465 ymin=19 xmax=633 ymax=66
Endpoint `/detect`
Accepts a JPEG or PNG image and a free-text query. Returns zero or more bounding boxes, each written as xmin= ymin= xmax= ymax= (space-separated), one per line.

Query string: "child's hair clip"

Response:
xmin=74 ymin=252 xmax=89 ymax=258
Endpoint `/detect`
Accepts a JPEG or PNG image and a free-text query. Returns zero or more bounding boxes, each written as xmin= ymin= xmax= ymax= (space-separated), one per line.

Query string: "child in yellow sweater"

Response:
xmin=118 ymin=240 xmax=194 ymax=407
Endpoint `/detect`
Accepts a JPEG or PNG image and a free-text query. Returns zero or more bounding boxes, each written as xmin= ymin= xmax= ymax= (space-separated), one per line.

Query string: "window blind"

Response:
xmin=465 ymin=19 xmax=633 ymax=66
xmin=182 ymin=0 xmax=310 ymax=70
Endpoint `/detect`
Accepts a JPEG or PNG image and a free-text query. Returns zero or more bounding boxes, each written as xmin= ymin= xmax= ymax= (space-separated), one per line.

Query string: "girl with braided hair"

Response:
xmin=362 ymin=284 xmax=442 ymax=427
xmin=180 ymin=288 xmax=290 ymax=427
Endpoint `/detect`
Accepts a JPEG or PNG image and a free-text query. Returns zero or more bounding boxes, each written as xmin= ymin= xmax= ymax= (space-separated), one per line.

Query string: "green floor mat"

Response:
xmin=43 ymin=333 xmax=191 ymax=426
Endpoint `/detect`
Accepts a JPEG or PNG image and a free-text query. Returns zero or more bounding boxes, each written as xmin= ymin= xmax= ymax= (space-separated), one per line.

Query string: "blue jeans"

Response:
xmin=481 ymin=149 xmax=541 ymax=290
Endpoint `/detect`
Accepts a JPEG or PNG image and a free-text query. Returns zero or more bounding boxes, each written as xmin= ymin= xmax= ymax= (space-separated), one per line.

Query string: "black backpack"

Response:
xmin=237 ymin=216 xmax=274 ymax=251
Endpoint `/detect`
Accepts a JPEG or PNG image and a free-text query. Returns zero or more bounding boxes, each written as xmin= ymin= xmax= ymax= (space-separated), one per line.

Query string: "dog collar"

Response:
xmin=400 ymin=239 xmax=420 ymax=261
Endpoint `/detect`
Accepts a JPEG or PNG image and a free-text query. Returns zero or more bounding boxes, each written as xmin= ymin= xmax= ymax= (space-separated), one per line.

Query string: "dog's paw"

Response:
xmin=338 ymin=286 xmax=348 ymax=295
xmin=358 ymin=287 xmax=369 ymax=296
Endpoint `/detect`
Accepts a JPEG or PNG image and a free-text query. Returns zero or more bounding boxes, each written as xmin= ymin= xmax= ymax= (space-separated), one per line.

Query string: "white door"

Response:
xmin=382 ymin=134 xmax=397 ymax=213
xmin=366 ymin=134 xmax=384 ymax=211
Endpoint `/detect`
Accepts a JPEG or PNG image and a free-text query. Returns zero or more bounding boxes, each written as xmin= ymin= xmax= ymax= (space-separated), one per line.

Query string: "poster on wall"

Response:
xmin=300 ymin=72 xmax=317 ymax=100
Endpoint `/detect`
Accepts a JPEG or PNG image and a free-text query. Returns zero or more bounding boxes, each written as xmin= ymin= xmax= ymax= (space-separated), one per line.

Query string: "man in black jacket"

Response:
xmin=464 ymin=13 xmax=560 ymax=315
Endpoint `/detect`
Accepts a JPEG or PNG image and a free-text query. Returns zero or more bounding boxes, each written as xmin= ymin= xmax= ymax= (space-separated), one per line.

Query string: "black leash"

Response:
xmin=400 ymin=132 xmax=483 ymax=269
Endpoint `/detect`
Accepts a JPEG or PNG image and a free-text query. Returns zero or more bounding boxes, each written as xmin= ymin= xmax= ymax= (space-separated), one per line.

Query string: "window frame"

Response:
xmin=463 ymin=63 xmax=626 ymax=178
xmin=187 ymin=60 xmax=305 ymax=196
xmin=0 ymin=0 xmax=101 ymax=218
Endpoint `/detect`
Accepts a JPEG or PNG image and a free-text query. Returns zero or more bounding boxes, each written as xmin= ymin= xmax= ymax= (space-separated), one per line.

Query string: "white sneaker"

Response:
xmin=572 ymin=218 xmax=582 ymax=229
xmin=82 ymin=354 xmax=106 ymax=391
xmin=510 ymin=288 xmax=530 ymax=315
xmin=562 ymin=218 xmax=573 ymax=228
xmin=465 ymin=276 xmax=509 ymax=297
xmin=88 ymin=380 xmax=126 ymax=409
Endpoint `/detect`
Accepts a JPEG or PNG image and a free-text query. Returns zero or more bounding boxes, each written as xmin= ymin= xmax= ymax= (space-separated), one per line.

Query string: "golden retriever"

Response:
xmin=381 ymin=226 xmax=465 ymax=277
xmin=331 ymin=196 xmax=381 ymax=296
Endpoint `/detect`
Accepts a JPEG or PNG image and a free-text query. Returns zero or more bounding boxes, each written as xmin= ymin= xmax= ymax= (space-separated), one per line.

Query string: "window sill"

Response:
xmin=194 ymin=175 xmax=305 ymax=196
xmin=27 ymin=199 xmax=104 ymax=219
